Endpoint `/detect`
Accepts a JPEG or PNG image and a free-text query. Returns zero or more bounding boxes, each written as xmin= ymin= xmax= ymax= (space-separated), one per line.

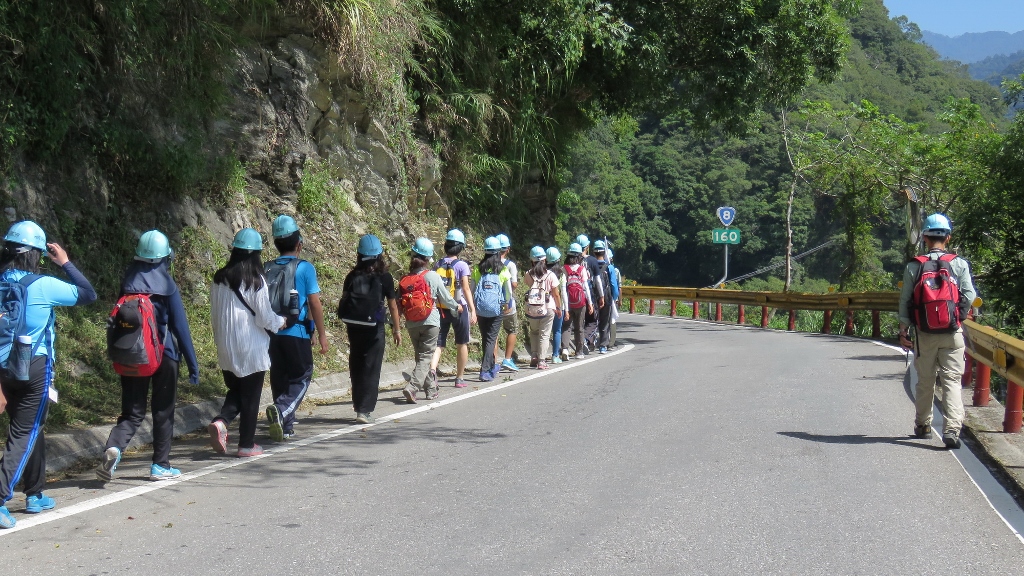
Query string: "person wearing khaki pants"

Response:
xmin=898 ymin=213 xmax=976 ymax=449
xmin=524 ymin=246 xmax=562 ymax=370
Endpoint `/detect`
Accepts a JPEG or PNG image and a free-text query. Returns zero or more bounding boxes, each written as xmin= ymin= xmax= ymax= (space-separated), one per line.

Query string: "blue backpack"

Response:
xmin=474 ymin=272 xmax=506 ymax=318
xmin=0 ymin=274 xmax=48 ymax=380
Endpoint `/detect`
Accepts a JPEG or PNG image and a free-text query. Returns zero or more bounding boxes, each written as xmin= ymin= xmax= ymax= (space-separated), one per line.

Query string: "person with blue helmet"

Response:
xmin=898 ymin=213 xmax=976 ymax=449
xmin=98 ymin=228 xmax=199 ymax=483
xmin=495 ymin=233 xmax=521 ymax=373
xmin=400 ymin=238 xmax=461 ymax=404
xmin=581 ymin=237 xmax=606 ymax=353
xmin=523 ymin=246 xmax=562 ymax=369
xmin=264 ymin=215 xmax=328 ymax=440
xmin=472 ymin=237 xmax=514 ymax=381
xmin=338 ymin=234 xmax=401 ymax=424
xmin=606 ymin=248 xmax=623 ymax=349
xmin=206 ymin=229 xmax=288 ymax=458
xmin=0 ymin=221 xmax=95 ymax=528
xmin=544 ymin=247 xmax=570 ymax=363
xmin=563 ymin=242 xmax=596 ymax=359
xmin=430 ymin=229 xmax=477 ymax=388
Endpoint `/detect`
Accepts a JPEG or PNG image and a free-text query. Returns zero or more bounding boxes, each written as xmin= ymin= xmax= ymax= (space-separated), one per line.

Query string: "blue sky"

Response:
xmin=883 ymin=0 xmax=1024 ymax=36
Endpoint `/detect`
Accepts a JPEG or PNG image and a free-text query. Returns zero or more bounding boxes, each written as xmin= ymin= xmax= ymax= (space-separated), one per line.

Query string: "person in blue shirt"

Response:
xmin=265 ymin=216 xmax=328 ymax=441
xmin=0 ymin=221 xmax=96 ymax=529
xmin=97 ymin=230 xmax=200 ymax=483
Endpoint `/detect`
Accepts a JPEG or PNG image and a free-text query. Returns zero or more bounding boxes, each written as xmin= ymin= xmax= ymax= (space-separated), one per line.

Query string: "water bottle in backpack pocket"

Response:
xmin=474 ymin=272 xmax=505 ymax=318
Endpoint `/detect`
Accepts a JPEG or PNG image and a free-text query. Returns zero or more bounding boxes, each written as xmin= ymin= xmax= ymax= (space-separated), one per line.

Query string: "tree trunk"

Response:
xmin=785 ymin=178 xmax=797 ymax=292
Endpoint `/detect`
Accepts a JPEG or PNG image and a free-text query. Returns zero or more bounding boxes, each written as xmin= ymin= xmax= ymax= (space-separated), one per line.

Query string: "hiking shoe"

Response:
xmin=237 ymin=444 xmax=264 ymax=458
xmin=943 ymin=430 xmax=962 ymax=449
xmin=575 ymin=353 xmax=586 ymax=360
xmin=282 ymin=432 xmax=294 ymax=440
xmin=25 ymin=493 xmax=55 ymax=514
xmin=149 ymin=464 xmax=181 ymax=481
xmin=96 ymin=446 xmax=122 ymax=482
xmin=454 ymin=378 xmax=468 ymax=388
xmin=209 ymin=420 xmax=228 ymax=454
xmin=0 ymin=506 xmax=14 ymax=529
xmin=552 ymin=357 xmax=563 ymax=364
xmin=355 ymin=413 xmax=373 ymax=424
xmin=266 ymin=405 xmax=284 ymax=442
xmin=427 ymin=384 xmax=440 ymax=400
xmin=501 ymin=359 xmax=519 ymax=372
xmin=561 ymin=349 xmax=570 ymax=361
xmin=403 ymin=386 xmax=418 ymax=404
xmin=914 ymin=424 xmax=932 ymax=439
xmin=537 ymin=362 xmax=549 ymax=370
xmin=599 ymin=347 xmax=608 ymax=354
xmin=480 ymin=371 xmax=494 ymax=383
xmin=529 ymin=358 xmax=539 ymax=368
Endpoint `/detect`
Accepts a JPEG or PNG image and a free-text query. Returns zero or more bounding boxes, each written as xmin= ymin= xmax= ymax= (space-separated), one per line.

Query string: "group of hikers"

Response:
xmin=0 ymin=217 xmax=622 ymax=528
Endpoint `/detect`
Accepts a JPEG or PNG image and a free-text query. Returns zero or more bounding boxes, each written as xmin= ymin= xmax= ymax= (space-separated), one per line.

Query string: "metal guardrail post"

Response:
xmin=760 ymin=306 xmax=769 ymax=328
xmin=715 ymin=303 xmax=722 ymax=322
xmin=871 ymin=311 xmax=881 ymax=339
xmin=962 ymin=354 xmax=973 ymax=389
xmin=1005 ymin=381 xmax=1023 ymax=433
xmin=787 ymin=310 xmax=796 ymax=331
xmin=649 ymin=299 xmax=656 ymax=315
xmin=692 ymin=301 xmax=699 ymax=319
xmin=670 ymin=300 xmax=677 ymax=317
xmin=844 ymin=311 xmax=854 ymax=336
xmin=629 ymin=298 xmax=635 ymax=314
xmin=738 ymin=305 xmax=745 ymax=325
xmin=974 ymin=363 xmax=991 ymax=406
xmin=822 ymin=310 xmax=832 ymax=334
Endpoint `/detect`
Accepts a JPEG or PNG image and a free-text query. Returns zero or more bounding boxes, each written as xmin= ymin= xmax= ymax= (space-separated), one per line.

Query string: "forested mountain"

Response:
xmin=558 ymin=0 xmax=1006 ymax=292
xmin=969 ymin=50 xmax=1024 ymax=86
xmin=921 ymin=29 xmax=1024 ymax=64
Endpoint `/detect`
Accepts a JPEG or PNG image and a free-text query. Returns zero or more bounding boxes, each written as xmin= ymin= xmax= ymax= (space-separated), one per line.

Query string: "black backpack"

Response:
xmin=264 ymin=258 xmax=302 ymax=315
xmin=595 ymin=261 xmax=612 ymax=307
xmin=338 ymin=272 xmax=383 ymax=326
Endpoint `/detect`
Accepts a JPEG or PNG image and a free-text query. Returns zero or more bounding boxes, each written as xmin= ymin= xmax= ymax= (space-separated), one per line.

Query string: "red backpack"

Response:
xmin=910 ymin=253 xmax=963 ymax=334
xmin=565 ymin=265 xmax=587 ymax=310
xmin=399 ymin=271 xmax=434 ymax=322
xmin=107 ymin=294 xmax=165 ymax=377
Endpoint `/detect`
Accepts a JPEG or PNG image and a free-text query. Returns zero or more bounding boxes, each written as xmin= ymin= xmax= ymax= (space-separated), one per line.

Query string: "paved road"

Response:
xmin=2 ymin=315 xmax=1022 ymax=574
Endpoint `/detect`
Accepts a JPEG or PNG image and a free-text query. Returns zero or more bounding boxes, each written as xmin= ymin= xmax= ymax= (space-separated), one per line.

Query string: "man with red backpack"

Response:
xmin=898 ymin=214 xmax=976 ymax=450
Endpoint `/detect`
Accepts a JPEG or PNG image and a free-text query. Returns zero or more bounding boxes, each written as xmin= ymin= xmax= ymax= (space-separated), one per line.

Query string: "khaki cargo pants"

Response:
xmin=914 ymin=329 xmax=966 ymax=434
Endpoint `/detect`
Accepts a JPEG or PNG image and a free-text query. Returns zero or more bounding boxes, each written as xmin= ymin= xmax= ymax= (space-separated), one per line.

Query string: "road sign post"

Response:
xmin=712 ymin=207 xmax=739 ymax=287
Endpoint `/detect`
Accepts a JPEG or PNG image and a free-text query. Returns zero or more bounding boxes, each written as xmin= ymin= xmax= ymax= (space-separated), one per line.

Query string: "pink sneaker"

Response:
xmin=237 ymin=444 xmax=264 ymax=458
xmin=208 ymin=421 xmax=228 ymax=454
xmin=537 ymin=362 xmax=549 ymax=370
xmin=454 ymin=378 xmax=468 ymax=388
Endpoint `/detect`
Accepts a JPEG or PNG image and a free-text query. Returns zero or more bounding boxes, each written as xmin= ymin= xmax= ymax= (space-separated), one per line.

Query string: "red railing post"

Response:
xmin=822 ymin=310 xmax=832 ymax=334
xmin=974 ymin=362 xmax=991 ymax=407
xmin=648 ymin=299 xmax=656 ymax=316
xmin=670 ymin=300 xmax=677 ymax=317
xmin=692 ymin=301 xmax=699 ymax=319
xmin=1004 ymin=380 xmax=1023 ymax=433
xmin=962 ymin=354 xmax=973 ymax=389
xmin=760 ymin=306 xmax=769 ymax=328
xmin=629 ymin=298 xmax=635 ymax=314
xmin=844 ymin=310 xmax=854 ymax=335
xmin=738 ymin=305 xmax=745 ymax=325
xmin=871 ymin=310 xmax=881 ymax=339
xmin=788 ymin=309 xmax=796 ymax=331
xmin=715 ymin=303 xmax=722 ymax=322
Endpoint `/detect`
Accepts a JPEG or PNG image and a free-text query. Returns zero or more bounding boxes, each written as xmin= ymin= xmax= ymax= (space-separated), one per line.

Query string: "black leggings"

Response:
xmin=347 ymin=323 xmax=386 ymax=414
xmin=104 ymin=358 xmax=179 ymax=468
xmin=214 ymin=371 xmax=266 ymax=449
xmin=0 ymin=356 xmax=49 ymax=503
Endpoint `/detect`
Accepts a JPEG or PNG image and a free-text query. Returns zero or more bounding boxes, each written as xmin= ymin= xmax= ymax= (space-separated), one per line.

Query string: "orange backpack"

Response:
xmin=399 ymin=271 xmax=434 ymax=322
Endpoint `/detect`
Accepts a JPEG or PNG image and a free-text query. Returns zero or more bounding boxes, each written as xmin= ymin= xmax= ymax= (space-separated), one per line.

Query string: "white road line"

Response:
xmin=0 ymin=344 xmax=635 ymax=536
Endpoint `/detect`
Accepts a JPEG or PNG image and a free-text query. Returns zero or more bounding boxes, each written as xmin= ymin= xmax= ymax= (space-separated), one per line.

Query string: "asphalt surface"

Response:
xmin=2 ymin=315 xmax=1022 ymax=574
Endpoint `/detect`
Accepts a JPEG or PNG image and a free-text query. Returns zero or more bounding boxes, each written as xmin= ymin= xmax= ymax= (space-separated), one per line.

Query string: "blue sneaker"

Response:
xmin=266 ymin=405 xmax=284 ymax=442
xmin=500 ymin=358 xmax=519 ymax=372
xmin=480 ymin=370 xmax=494 ymax=382
xmin=25 ymin=493 xmax=55 ymax=514
xmin=489 ymin=364 xmax=502 ymax=379
xmin=149 ymin=463 xmax=181 ymax=481
xmin=599 ymin=347 xmax=608 ymax=354
xmin=0 ymin=506 xmax=14 ymax=529
xmin=96 ymin=447 xmax=121 ymax=482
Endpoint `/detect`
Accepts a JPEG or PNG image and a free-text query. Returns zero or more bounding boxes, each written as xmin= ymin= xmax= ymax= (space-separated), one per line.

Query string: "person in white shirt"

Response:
xmin=207 ymin=229 xmax=287 ymax=458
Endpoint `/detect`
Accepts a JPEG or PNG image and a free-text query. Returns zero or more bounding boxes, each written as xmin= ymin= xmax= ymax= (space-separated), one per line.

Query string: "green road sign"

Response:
xmin=712 ymin=228 xmax=741 ymax=244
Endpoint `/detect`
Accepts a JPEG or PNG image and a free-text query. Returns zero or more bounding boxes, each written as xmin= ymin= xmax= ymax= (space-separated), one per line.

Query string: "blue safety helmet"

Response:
xmin=273 ymin=215 xmax=301 ymax=238
xmin=545 ymin=247 xmax=561 ymax=264
xmin=606 ymin=248 xmax=614 ymax=261
xmin=529 ymin=246 xmax=545 ymax=261
xmin=135 ymin=230 xmax=173 ymax=262
xmin=412 ymin=237 xmax=434 ymax=257
xmin=497 ymin=234 xmax=511 ymax=249
xmin=568 ymin=243 xmax=583 ymax=255
xmin=592 ymin=240 xmax=606 ymax=252
xmin=232 ymin=228 xmax=263 ymax=251
xmin=484 ymin=236 xmax=502 ymax=254
xmin=922 ymin=213 xmax=952 ymax=237
xmin=446 ymin=229 xmax=466 ymax=244
xmin=575 ymin=234 xmax=590 ymax=249
xmin=4 ymin=221 xmax=47 ymax=252
xmin=358 ymin=234 xmax=384 ymax=259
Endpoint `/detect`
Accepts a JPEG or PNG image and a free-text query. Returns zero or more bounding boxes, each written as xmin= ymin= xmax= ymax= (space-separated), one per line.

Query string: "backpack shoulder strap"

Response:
xmin=939 ymin=253 xmax=957 ymax=263
xmin=17 ymin=273 xmax=43 ymax=288
xmin=232 ymin=286 xmax=257 ymax=316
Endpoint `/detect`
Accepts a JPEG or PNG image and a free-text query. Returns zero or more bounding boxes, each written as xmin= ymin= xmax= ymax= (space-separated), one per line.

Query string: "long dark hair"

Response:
xmin=477 ymin=253 xmax=504 ymax=275
xmin=213 ymin=248 xmax=265 ymax=291
xmin=0 ymin=242 xmax=41 ymax=274
xmin=564 ymin=253 xmax=583 ymax=266
xmin=444 ymin=240 xmax=464 ymax=256
xmin=409 ymin=254 xmax=430 ymax=273
xmin=529 ymin=259 xmax=547 ymax=279
xmin=546 ymin=261 xmax=564 ymax=278
xmin=354 ymin=254 xmax=387 ymax=276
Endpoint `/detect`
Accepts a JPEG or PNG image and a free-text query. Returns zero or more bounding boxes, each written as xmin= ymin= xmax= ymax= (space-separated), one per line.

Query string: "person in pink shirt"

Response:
xmin=523 ymin=246 xmax=562 ymax=370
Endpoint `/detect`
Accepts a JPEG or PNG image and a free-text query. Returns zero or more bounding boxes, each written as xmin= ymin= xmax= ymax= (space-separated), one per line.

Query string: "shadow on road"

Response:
xmin=778 ymin=431 xmax=948 ymax=451
xmin=846 ymin=354 xmax=904 ymax=362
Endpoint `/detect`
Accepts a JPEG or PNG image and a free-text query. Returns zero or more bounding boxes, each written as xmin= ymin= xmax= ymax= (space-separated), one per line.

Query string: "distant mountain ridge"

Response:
xmin=921 ymin=30 xmax=1024 ymax=64
xmin=969 ymin=50 xmax=1024 ymax=85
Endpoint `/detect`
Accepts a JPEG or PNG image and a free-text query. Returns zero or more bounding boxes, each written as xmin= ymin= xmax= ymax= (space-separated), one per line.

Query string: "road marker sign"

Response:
xmin=712 ymin=228 xmax=741 ymax=245
xmin=717 ymin=206 xmax=737 ymax=227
